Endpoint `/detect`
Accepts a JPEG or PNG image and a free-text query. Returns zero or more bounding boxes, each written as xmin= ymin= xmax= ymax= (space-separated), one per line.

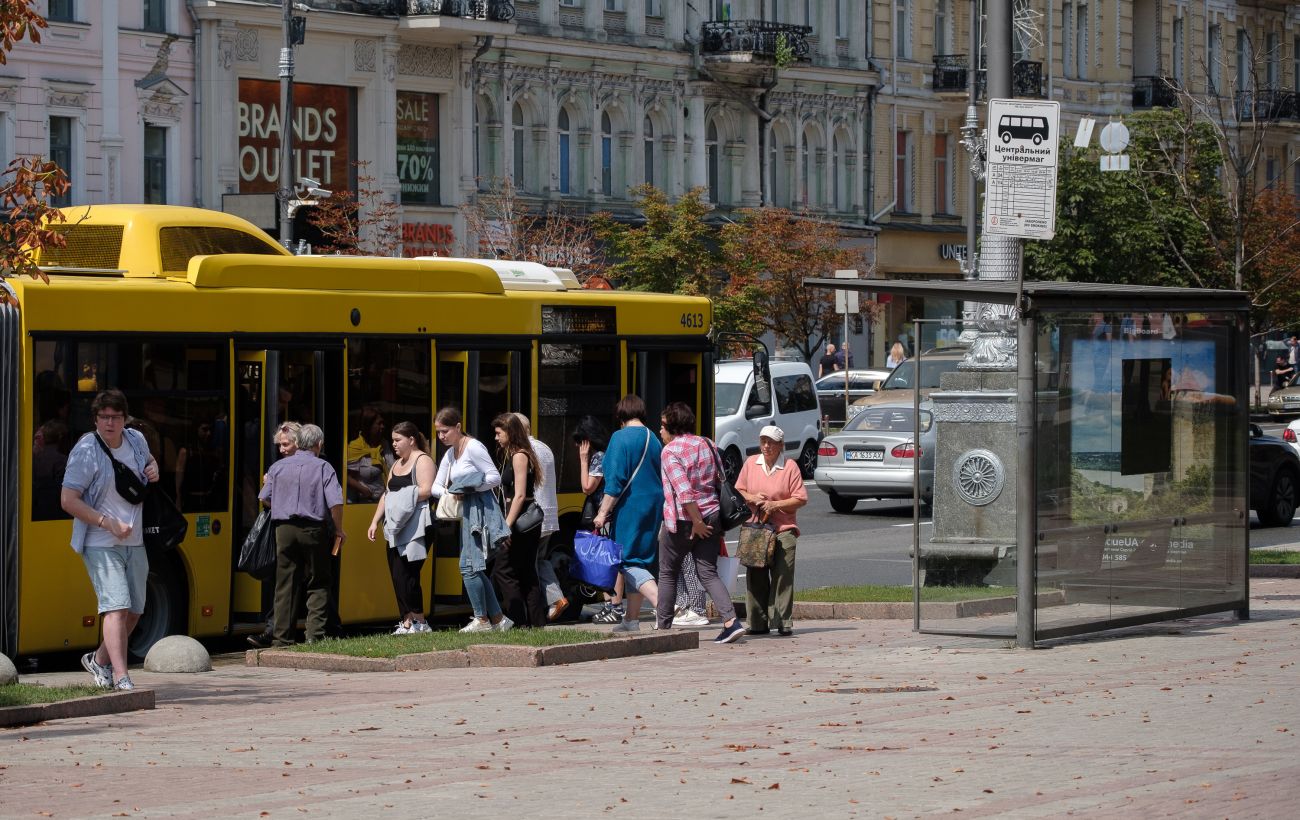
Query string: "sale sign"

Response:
xmin=397 ymin=90 xmax=440 ymax=205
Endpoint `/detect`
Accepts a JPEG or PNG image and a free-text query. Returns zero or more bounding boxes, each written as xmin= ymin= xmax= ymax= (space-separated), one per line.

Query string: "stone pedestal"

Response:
xmin=926 ymin=371 xmax=1017 ymax=585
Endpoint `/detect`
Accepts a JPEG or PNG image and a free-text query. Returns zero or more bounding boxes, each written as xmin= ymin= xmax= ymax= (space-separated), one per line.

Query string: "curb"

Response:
xmin=245 ymin=630 xmax=698 ymax=673
xmin=778 ymin=591 xmax=1067 ymax=620
xmin=0 ymin=689 xmax=155 ymax=728
xmin=1251 ymin=564 xmax=1300 ymax=578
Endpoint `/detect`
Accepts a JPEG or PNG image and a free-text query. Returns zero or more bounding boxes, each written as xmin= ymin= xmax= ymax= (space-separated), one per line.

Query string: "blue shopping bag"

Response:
xmin=572 ymin=529 xmax=621 ymax=590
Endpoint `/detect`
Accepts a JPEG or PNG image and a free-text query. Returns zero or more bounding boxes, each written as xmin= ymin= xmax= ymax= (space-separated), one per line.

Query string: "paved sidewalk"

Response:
xmin=4 ymin=580 xmax=1299 ymax=818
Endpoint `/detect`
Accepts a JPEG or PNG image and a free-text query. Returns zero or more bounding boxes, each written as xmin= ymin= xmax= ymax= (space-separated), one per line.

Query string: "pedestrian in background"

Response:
xmin=247 ymin=421 xmax=305 ymax=649
xmin=346 ymin=405 xmax=390 ymax=502
xmin=259 ymin=423 xmax=345 ymax=646
xmin=431 ymin=407 xmax=511 ymax=633
xmin=514 ymin=413 xmax=568 ymax=622
xmin=366 ymin=421 xmax=435 ymax=635
xmin=818 ymin=342 xmax=839 ymax=378
xmin=62 ymin=389 xmax=161 ymax=690
xmin=1274 ymin=354 xmax=1295 ymax=390
xmin=734 ymin=425 xmax=807 ymax=636
xmin=655 ymin=401 xmax=745 ymax=645
xmin=492 ymin=413 xmax=548 ymax=627
xmin=887 ymin=342 xmax=907 ymax=369
xmin=592 ymin=394 xmax=662 ymax=632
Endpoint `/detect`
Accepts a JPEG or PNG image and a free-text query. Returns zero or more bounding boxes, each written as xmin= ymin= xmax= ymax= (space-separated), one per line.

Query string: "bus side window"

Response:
xmin=346 ymin=338 xmax=431 ymax=504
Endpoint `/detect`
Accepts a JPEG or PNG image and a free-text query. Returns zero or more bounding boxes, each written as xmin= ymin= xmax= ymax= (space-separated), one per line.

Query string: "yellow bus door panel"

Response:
xmin=18 ymin=523 xmax=101 ymax=654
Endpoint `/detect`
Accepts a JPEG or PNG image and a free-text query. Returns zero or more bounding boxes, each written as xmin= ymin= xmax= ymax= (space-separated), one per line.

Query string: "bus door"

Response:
xmin=428 ymin=345 xmax=528 ymax=613
xmin=230 ymin=345 xmax=344 ymax=628
xmin=628 ymin=346 xmax=708 ymax=434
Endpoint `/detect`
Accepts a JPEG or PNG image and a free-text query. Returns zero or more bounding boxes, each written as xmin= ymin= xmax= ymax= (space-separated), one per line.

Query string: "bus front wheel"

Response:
xmin=128 ymin=554 xmax=188 ymax=662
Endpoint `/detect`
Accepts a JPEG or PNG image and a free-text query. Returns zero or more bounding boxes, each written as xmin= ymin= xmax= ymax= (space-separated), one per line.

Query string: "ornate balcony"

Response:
xmin=1132 ymin=76 xmax=1180 ymax=109
xmin=933 ymin=56 xmax=1043 ymax=98
xmin=401 ymin=0 xmax=514 ymax=20
xmin=932 ymin=54 xmax=969 ymax=92
xmin=700 ymin=20 xmax=811 ymax=87
xmin=1234 ymin=89 xmax=1300 ymax=122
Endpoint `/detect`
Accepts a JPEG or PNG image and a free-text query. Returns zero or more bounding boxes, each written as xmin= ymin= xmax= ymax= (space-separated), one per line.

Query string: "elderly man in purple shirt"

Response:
xmin=259 ymin=423 xmax=345 ymax=646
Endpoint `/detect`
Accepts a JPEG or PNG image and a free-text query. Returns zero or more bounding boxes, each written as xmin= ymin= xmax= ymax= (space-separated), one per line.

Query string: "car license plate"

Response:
xmin=846 ymin=449 xmax=884 ymax=462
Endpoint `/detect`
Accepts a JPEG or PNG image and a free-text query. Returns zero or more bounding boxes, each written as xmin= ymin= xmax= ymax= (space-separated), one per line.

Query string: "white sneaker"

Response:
xmin=114 ymin=675 xmax=135 ymax=691
xmin=673 ymin=610 xmax=710 ymax=627
xmin=409 ymin=621 xmax=432 ymax=633
xmin=392 ymin=622 xmax=412 ymax=635
xmin=460 ymin=618 xmax=493 ymax=633
xmin=493 ymin=616 xmax=514 ymax=633
xmin=81 ymin=652 xmax=112 ymax=689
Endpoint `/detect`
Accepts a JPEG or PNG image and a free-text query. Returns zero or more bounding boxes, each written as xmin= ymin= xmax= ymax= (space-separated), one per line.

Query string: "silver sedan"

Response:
xmin=813 ymin=403 xmax=935 ymax=513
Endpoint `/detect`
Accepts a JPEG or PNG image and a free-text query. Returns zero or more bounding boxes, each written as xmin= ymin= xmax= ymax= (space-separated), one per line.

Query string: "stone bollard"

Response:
xmin=0 ymin=654 xmax=17 ymax=686
xmin=143 ymin=636 xmax=212 ymax=673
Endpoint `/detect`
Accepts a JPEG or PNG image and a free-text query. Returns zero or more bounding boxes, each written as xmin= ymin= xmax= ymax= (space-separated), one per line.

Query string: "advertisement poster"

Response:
xmin=397 ymin=90 xmax=440 ymax=205
xmin=237 ymin=79 xmax=352 ymax=194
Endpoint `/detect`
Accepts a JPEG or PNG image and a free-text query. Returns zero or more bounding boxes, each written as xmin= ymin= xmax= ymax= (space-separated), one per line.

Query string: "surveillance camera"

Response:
xmin=308 ymin=187 xmax=332 ymax=198
xmin=299 ymin=176 xmax=320 ymax=188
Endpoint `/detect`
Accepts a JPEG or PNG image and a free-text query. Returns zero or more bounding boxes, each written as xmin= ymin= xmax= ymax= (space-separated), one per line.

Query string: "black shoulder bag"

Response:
xmin=708 ymin=443 xmax=751 ymax=532
xmin=93 ymin=433 xmax=148 ymax=505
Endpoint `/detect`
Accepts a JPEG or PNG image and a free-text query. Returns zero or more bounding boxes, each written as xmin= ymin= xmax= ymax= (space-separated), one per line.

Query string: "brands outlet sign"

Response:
xmin=238 ymin=79 xmax=353 ymax=194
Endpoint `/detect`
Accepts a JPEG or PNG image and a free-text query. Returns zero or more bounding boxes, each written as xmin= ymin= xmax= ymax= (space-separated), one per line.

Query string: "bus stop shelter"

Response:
xmin=805 ymin=277 xmax=1252 ymax=647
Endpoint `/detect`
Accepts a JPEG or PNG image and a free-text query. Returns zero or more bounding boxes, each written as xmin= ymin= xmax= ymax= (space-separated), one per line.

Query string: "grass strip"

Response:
xmin=281 ymin=627 xmax=612 ymax=658
xmin=0 ymin=683 xmax=107 ymax=708
xmin=1250 ymin=550 xmax=1300 ymax=565
xmin=795 ymin=584 xmax=1016 ymax=603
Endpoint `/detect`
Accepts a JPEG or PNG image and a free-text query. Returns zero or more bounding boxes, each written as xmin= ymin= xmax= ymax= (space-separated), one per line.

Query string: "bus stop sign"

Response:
xmin=983 ymin=98 xmax=1061 ymax=241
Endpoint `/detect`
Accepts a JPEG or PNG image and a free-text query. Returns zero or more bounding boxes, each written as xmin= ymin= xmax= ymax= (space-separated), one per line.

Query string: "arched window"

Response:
xmin=512 ymin=102 xmax=526 ymax=191
xmin=558 ymin=108 xmax=572 ymax=195
xmin=601 ymin=111 xmax=613 ymax=197
xmin=643 ymin=116 xmax=655 ymax=187
xmin=706 ymin=120 xmax=719 ymax=203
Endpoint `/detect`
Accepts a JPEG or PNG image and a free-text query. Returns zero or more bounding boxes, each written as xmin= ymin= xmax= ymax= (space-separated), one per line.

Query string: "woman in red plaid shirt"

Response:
xmin=656 ymin=402 xmax=745 ymax=644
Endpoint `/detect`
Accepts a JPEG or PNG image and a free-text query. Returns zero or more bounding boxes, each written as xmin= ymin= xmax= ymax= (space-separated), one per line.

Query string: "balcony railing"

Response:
xmin=933 ymin=54 xmax=969 ymax=92
xmin=933 ymin=56 xmax=1043 ymax=98
xmin=1234 ymin=89 xmax=1300 ymax=122
xmin=700 ymin=20 xmax=811 ymax=62
xmin=400 ymin=0 xmax=515 ymax=21
xmin=1132 ymin=76 xmax=1180 ymax=109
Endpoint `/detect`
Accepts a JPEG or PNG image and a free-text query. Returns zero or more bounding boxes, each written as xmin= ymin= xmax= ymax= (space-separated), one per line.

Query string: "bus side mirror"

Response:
xmin=752 ymin=350 xmax=771 ymax=406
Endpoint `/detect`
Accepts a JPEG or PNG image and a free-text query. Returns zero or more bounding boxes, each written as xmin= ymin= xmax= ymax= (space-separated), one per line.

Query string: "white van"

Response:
xmin=714 ymin=359 xmax=821 ymax=479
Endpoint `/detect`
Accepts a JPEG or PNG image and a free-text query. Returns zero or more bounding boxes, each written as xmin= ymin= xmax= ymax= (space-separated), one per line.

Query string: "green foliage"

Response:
xmin=1250 ymin=550 xmax=1300 ymax=565
xmin=590 ymin=185 xmax=721 ymax=297
xmin=773 ymin=32 xmax=795 ymax=70
xmin=1025 ymin=109 xmax=1228 ymax=289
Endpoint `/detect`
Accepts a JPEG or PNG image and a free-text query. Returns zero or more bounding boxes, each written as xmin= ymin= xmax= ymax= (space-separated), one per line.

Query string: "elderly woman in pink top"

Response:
xmin=734 ymin=424 xmax=807 ymax=636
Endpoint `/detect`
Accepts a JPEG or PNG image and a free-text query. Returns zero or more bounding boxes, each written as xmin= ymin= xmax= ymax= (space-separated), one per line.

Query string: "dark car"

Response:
xmin=1250 ymin=424 xmax=1299 ymax=527
xmin=815 ymin=369 xmax=892 ymax=425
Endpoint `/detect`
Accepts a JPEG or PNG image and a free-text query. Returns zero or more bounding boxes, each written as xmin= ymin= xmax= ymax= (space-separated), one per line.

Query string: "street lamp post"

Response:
xmin=278 ymin=0 xmax=303 ymax=249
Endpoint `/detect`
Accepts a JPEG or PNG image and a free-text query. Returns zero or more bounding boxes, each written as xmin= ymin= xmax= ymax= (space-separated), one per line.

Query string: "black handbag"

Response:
xmin=142 ymin=486 xmax=188 ymax=552
xmin=578 ymin=489 xmax=602 ymax=531
xmin=93 ymin=433 xmax=148 ymax=505
xmin=708 ymin=443 xmax=751 ymax=532
xmin=512 ymin=500 xmax=544 ymax=535
xmin=238 ymin=508 xmax=276 ymax=579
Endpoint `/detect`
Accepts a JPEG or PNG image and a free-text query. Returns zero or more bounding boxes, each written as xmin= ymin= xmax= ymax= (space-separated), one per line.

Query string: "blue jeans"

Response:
xmin=462 ymin=569 xmax=502 ymax=619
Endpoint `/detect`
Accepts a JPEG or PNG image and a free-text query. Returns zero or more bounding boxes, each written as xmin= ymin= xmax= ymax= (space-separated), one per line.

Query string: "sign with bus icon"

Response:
xmin=983 ymin=98 xmax=1061 ymax=240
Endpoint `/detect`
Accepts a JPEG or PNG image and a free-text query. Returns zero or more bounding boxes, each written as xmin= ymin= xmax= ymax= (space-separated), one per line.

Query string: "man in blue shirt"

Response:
xmin=259 ymin=423 xmax=345 ymax=646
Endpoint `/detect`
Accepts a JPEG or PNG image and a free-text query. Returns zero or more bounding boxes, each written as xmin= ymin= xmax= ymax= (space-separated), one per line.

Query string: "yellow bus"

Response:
xmin=0 ymin=204 xmax=714 ymax=660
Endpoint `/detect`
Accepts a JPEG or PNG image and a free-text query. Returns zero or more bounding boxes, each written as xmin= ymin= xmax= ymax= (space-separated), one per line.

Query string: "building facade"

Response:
xmin=9 ymin=1 xmax=1299 ymax=364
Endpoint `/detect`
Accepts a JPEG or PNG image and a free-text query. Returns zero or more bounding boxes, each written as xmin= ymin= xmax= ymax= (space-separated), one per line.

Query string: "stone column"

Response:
xmin=544 ymin=66 xmax=559 ymax=197
xmin=213 ymin=23 xmax=240 ymax=198
xmin=101 ymin=0 xmax=122 ymax=202
xmin=537 ymin=0 xmax=561 ymax=36
xmin=741 ymin=106 xmax=761 ymax=206
xmin=850 ymin=0 xmax=868 ymax=68
xmin=815 ymin=0 xmax=835 ymax=62
xmin=460 ymin=49 xmax=480 ymax=200
xmin=688 ymin=90 xmax=707 ymax=200
xmin=853 ymin=96 xmax=867 ymax=215
xmin=501 ymin=70 xmax=515 ymax=186
xmin=664 ymin=0 xmax=685 ymax=44
xmin=625 ymin=0 xmax=646 ymax=41
xmin=584 ymin=0 xmax=606 ymax=41
xmin=377 ymin=38 xmax=401 ymax=200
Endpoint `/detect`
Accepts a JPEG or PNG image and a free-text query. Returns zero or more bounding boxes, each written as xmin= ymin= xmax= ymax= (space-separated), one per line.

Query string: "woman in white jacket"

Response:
xmin=367 ymin=421 xmax=435 ymax=634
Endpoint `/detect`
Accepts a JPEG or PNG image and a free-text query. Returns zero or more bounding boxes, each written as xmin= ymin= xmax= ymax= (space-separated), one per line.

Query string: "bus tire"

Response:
xmin=129 ymin=552 xmax=188 ymax=662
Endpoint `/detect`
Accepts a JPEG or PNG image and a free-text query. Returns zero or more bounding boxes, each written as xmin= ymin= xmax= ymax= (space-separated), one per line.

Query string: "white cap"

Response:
xmin=758 ymin=425 xmax=785 ymax=442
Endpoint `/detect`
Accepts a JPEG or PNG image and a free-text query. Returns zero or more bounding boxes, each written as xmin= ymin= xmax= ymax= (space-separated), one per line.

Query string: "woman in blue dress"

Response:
xmin=592 ymin=394 xmax=663 ymax=631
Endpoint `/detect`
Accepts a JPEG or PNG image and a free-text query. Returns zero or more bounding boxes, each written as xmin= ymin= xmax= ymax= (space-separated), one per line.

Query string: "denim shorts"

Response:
xmin=620 ymin=564 xmax=654 ymax=591
xmin=82 ymin=544 xmax=149 ymax=614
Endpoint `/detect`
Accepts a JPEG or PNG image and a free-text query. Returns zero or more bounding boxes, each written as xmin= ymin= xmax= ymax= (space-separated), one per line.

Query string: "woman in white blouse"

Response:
xmin=431 ymin=407 xmax=510 ymax=633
